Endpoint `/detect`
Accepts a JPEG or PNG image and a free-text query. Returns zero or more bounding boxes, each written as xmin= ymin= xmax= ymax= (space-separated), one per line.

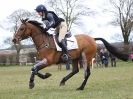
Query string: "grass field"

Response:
xmin=0 ymin=61 xmax=133 ymax=99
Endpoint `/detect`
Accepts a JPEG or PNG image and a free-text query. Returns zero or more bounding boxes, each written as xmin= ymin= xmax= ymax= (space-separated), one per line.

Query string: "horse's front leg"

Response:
xmin=29 ymin=58 xmax=51 ymax=89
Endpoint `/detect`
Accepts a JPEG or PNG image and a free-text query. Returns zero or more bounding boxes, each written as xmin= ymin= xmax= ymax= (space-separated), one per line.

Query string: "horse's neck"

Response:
xmin=31 ymin=31 xmax=47 ymax=50
xmin=31 ymin=31 xmax=55 ymax=50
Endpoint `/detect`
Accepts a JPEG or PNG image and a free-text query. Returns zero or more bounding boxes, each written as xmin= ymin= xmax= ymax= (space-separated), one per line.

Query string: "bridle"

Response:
xmin=13 ymin=21 xmax=53 ymax=51
xmin=26 ymin=22 xmax=52 ymax=50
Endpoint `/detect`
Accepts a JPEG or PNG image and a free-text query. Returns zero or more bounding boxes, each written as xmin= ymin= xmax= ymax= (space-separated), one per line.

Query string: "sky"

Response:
xmin=0 ymin=0 xmax=121 ymax=48
xmin=0 ymin=0 xmax=45 ymax=20
xmin=0 ymin=0 xmax=45 ymax=47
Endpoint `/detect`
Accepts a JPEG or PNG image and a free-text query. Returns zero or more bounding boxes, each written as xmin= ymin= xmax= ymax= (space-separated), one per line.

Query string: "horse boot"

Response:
xmin=60 ymin=39 xmax=72 ymax=64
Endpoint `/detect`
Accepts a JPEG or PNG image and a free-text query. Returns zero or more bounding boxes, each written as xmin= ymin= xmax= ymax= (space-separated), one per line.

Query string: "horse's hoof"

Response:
xmin=45 ymin=73 xmax=52 ymax=78
xmin=60 ymin=78 xmax=66 ymax=86
xmin=60 ymin=82 xmax=65 ymax=86
xmin=29 ymin=82 xmax=35 ymax=89
xmin=76 ymin=87 xmax=84 ymax=90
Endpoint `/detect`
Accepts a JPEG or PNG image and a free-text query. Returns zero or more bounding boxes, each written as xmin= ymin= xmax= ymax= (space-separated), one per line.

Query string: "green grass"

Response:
xmin=0 ymin=61 xmax=133 ymax=99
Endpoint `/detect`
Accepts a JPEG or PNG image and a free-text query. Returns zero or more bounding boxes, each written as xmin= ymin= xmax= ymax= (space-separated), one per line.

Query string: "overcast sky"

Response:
xmin=0 ymin=0 xmax=45 ymax=46
xmin=0 ymin=0 xmax=46 ymax=20
xmin=0 ymin=0 xmax=121 ymax=48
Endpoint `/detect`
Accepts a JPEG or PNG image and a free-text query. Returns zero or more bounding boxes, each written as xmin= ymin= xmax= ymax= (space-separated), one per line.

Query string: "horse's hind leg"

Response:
xmin=60 ymin=59 xmax=79 ymax=86
xmin=77 ymin=52 xmax=91 ymax=90
xmin=77 ymin=65 xmax=90 ymax=90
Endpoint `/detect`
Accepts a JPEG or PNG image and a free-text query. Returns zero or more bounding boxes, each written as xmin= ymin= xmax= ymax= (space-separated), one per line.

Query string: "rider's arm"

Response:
xmin=43 ymin=13 xmax=55 ymax=30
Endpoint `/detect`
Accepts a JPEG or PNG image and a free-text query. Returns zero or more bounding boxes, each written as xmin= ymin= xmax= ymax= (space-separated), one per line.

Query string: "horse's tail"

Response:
xmin=94 ymin=38 xmax=129 ymax=61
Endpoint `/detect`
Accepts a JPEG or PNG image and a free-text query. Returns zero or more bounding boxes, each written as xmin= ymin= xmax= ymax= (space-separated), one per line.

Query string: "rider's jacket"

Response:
xmin=42 ymin=11 xmax=64 ymax=30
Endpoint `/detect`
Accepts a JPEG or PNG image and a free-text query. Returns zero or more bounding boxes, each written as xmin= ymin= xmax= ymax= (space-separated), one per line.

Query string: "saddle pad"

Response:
xmin=53 ymin=36 xmax=78 ymax=51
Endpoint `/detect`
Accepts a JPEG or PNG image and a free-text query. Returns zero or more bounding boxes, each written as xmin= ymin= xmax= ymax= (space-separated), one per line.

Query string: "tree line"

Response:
xmin=1 ymin=0 xmax=133 ymax=65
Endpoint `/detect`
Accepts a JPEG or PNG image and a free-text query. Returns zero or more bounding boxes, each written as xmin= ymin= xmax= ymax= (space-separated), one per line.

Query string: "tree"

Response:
xmin=3 ymin=37 xmax=22 ymax=64
xmin=7 ymin=9 xmax=35 ymax=33
xmin=6 ymin=9 xmax=35 ymax=64
xmin=109 ymin=0 xmax=133 ymax=44
xmin=45 ymin=0 xmax=92 ymax=31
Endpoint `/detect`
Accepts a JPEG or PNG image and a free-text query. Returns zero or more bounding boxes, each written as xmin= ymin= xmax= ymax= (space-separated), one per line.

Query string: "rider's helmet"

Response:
xmin=35 ymin=4 xmax=47 ymax=12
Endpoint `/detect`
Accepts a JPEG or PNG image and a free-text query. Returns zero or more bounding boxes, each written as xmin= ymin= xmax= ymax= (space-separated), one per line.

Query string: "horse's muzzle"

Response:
xmin=12 ymin=38 xmax=16 ymax=43
xmin=12 ymin=37 xmax=21 ymax=44
xmin=12 ymin=38 xmax=17 ymax=43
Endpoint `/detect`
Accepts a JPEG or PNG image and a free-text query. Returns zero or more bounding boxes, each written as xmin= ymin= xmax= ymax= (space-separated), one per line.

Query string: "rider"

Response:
xmin=35 ymin=4 xmax=71 ymax=63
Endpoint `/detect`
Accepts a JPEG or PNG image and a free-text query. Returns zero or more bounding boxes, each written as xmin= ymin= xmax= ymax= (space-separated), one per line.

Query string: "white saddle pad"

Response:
xmin=53 ymin=35 xmax=78 ymax=51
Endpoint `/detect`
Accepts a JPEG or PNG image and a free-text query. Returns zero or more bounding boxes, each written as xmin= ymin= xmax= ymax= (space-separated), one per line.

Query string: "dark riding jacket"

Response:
xmin=42 ymin=11 xmax=64 ymax=30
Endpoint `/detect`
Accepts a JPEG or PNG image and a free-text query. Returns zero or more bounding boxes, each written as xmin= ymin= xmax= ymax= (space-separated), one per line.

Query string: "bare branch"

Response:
xmin=46 ymin=0 xmax=91 ymax=31
xmin=109 ymin=0 xmax=133 ymax=44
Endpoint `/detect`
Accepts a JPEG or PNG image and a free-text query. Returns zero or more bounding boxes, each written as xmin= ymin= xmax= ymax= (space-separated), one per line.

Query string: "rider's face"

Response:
xmin=37 ymin=12 xmax=43 ymax=16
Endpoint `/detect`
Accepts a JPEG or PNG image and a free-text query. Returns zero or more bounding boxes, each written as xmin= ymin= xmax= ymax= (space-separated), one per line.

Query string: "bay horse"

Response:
xmin=12 ymin=19 xmax=129 ymax=90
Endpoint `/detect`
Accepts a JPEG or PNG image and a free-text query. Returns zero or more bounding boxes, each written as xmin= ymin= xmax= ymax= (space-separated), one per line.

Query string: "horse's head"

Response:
xmin=12 ymin=18 xmax=32 ymax=44
xmin=12 ymin=18 xmax=46 ymax=44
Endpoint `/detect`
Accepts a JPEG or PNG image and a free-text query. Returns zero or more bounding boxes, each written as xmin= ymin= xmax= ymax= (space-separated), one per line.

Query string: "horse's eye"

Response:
xmin=20 ymin=28 xmax=24 ymax=31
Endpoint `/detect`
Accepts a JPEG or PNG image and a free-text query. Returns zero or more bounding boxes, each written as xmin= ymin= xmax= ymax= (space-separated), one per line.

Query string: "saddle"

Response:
xmin=53 ymin=32 xmax=79 ymax=51
xmin=44 ymin=31 xmax=78 ymax=51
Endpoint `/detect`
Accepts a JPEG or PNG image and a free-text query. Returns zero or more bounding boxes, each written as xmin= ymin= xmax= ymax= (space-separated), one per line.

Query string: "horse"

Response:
xmin=12 ymin=19 xmax=129 ymax=90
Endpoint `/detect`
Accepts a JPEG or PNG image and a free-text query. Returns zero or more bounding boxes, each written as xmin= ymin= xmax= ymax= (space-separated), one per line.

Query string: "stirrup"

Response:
xmin=62 ymin=54 xmax=69 ymax=61
xmin=62 ymin=54 xmax=72 ymax=64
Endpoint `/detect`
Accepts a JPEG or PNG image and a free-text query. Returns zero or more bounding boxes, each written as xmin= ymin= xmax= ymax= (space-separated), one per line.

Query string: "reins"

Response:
xmin=30 ymin=25 xmax=55 ymax=51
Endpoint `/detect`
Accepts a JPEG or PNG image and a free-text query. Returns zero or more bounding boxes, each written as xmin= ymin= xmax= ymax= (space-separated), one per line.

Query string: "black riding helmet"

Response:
xmin=35 ymin=4 xmax=47 ymax=12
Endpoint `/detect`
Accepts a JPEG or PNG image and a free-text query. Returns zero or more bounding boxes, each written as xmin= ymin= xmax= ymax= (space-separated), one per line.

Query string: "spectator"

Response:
xmin=103 ymin=49 xmax=109 ymax=67
xmin=109 ymin=53 xmax=116 ymax=67
xmin=95 ymin=52 xmax=102 ymax=67
xmin=100 ymin=49 xmax=109 ymax=67
xmin=100 ymin=49 xmax=104 ymax=65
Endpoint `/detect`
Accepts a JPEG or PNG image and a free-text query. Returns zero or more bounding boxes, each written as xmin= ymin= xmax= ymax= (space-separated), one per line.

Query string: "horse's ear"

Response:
xmin=20 ymin=18 xmax=29 ymax=23
xmin=20 ymin=19 xmax=25 ymax=23
xmin=25 ymin=18 xmax=29 ymax=22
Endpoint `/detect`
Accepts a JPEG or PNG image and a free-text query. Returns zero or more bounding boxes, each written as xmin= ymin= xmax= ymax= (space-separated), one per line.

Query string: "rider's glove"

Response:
xmin=44 ymin=27 xmax=49 ymax=31
xmin=44 ymin=26 xmax=51 ymax=31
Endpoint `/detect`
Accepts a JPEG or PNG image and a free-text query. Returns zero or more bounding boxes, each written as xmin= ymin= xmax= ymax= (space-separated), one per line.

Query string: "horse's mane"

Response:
xmin=27 ymin=20 xmax=45 ymax=32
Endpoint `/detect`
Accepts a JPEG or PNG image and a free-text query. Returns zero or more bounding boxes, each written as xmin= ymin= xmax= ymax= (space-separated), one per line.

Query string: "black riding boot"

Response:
xmin=60 ymin=39 xmax=72 ymax=64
